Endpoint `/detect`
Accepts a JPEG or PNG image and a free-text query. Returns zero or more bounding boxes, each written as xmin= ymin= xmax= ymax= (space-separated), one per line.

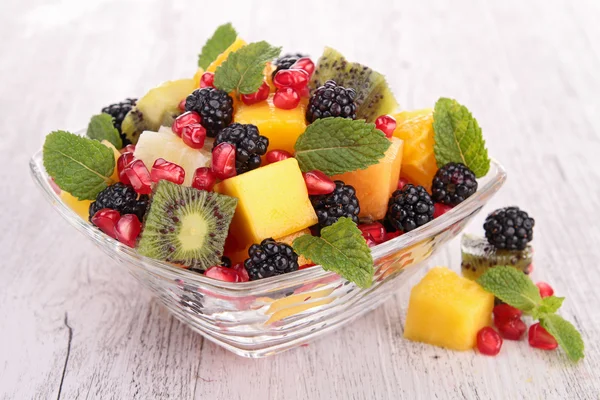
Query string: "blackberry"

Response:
xmin=386 ymin=184 xmax=435 ymax=232
xmin=272 ymin=53 xmax=307 ymax=79
xmin=244 ymin=238 xmax=299 ymax=280
xmin=89 ymin=183 xmax=149 ymax=222
xmin=185 ymin=88 xmax=234 ymax=137
xmin=310 ymin=181 xmax=360 ymax=233
xmin=431 ymin=163 xmax=478 ymax=206
xmin=484 ymin=207 xmax=534 ymax=250
xmin=306 ymin=80 xmax=357 ymax=123
xmin=213 ymin=123 xmax=269 ymax=174
xmin=102 ymin=98 xmax=137 ymax=145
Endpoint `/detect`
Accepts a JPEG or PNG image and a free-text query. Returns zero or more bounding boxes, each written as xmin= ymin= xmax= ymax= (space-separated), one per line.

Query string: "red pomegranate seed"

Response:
xmin=266 ymin=149 xmax=292 ymax=164
xmin=241 ymin=82 xmax=270 ymax=105
xmin=364 ymin=233 xmax=377 ymax=248
xmin=358 ymin=222 xmax=386 ymax=244
xmin=211 ymin=143 xmax=237 ymax=180
xmin=433 ymin=203 xmax=453 ymax=218
xmin=178 ymin=98 xmax=186 ymax=112
xmin=303 ymin=170 xmax=336 ymax=195
xmin=536 ymin=282 xmax=554 ymax=298
xmin=383 ymin=230 xmax=402 ymax=242
xmin=375 ymin=115 xmax=397 ymax=138
xmin=297 ymin=86 xmax=310 ymax=98
xmin=120 ymin=144 xmax=136 ymax=154
xmin=205 ymin=266 xmax=240 ymax=283
xmin=117 ymin=152 xmax=135 ymax=185
xmin=49 ymin=178 xmax=61 ymax=195
xmin=496 ymin=317 xmax=527 ymax=341
xmin=124 ymin=160 xmax=153 ymax=195
xmin=192 ymin=167 xmax=217 ymax=191
xmin=115 ymin=214 xmax=142 ymax=248
xmin=232 ymin=263 xmax=249 ymax=282
xmin=273 ymin=69 xmax=309 ymax=91
xmin=181 ymin=124 xmax=207 ymax=149
xmin=397 ymin=177 xmax=409 ymax=190
xmin=172 ymin=111 xmax=202 ymax=137
xmin=476 ymin=327 xmax=503 ymax=356
xmin=493 ymin=304 xmax=523 ymax=324
xmin=200 ymin=72 xmax=215 ymax=88
xmin=528 ymin=323 xmax=558 ymax=350
xmin=273 ymin=87 xmax=300 ymax=110
xmin=291 ymin=57 xmax=315 ymax=77
xmin=91 ymin=208 xmax=121 ymax=239
xmin=150 ymin=158 xmax=185 ymax=185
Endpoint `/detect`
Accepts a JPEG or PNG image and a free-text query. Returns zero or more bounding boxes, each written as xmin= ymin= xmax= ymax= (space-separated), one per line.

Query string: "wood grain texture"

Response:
xmin=1 ymin=0 xmax=599 ymax=399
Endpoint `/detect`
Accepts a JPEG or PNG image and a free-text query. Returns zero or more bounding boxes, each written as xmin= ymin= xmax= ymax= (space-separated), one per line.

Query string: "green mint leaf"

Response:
xmin=87 ymin=113 xmax=122 ymax=149
xmin=294 ymin=118 xmax=392 ymax=175
xmin=43 ymin=131 xmax=116 ymax=200
xmin=293 ymin=217 xmax=374 ymax=289
xmin=540 ymin=314 xmax=585 ymax=362
xmin=477 ymin=266 xmax=542 ymax=312
xmin=532 ymin=296 xmax=565 ymax=319
xmin=433 ymin=97 xmax=490 ymax=177
xmin=198 ymin=23 xmax=237 ymax=69
xmin=213 ymin=41 xmax=281 ymax=94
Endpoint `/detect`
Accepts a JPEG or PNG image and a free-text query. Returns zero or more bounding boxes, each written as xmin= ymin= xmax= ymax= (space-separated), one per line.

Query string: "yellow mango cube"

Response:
xmin=215 ymin=158 xmax=318 ymax=262
xmin=332 ymin=137 xmax=403 ymax=220
xmin=404 ymin=267 xmax=494 ymax=351
xmin=276 ymin=228 xmax=313 ymax=266
xmin=60 ymin=191 xmax=93 ymax=220
xmin=206 ymin=37 xmax=247 ymax=72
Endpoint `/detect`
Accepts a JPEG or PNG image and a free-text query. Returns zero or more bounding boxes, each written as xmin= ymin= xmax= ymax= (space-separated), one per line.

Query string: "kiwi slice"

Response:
xmin=122 ymin=78 xmax=196 ymax=144
xmin=137 ymin=181 xmax=237 ymax=270
xmin=461 ymin=234 xmax=533 ymax=281
xmin=310 ymin=47 xmax=399 ymax=122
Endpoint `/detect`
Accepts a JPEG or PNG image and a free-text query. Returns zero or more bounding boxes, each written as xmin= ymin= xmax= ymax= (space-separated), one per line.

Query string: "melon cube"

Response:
xmin=332 ymin=137 xmax=403 ymax=220
xmin=404 ymin=267 xmax=494 ymax=351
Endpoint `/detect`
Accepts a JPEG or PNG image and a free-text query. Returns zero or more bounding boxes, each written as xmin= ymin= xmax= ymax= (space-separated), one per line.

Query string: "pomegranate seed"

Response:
xmin=528 ymin=323 xmax=558 ymax=350
xmin=211 ymin=143 xmax=237 ymax=180
xmin=496 ymin=317 xmax=527 ymax=340
xmin=172 ymin=111 xmax=202 ymax=137
xmin=232 ymin=263 xmax=249 ymax=282
xmin=205 ymin=266 xmax=240 ymax=283
xmin=375 ymin=115 xmax=397 ymax=138
xmin=181 ymin=124 xmax=207 ymax=149
xmin=476 ymin=327 xmax=503 ymax=356
xmin=200 ymin=72 xmax=215 ymax=88
xmin=383 ymin=230 xmax=402 ymax=242
xmin=178 ymin=98 xmax=186 ymax=112
xmin=192 ymin=167 xmax=217 ymax=191
xmin=303 ymin=170 xmax=336 ymax=195
xmin=536 ymin=282 xmax=554 ymax=298
xmin=397 ymin=177 xmax=409 ymax=190
xmin=150 ymin=158 xmax=185 ymax=185
xmin=493 ymin=304 xmax=523 ymax=324
xmin=117 ymin=152 xmax=135 ymax=185
xmin=120 ymin=144 xmax=136 ymax=154
xmin=297 ymin=86 xmax=310 ymax=98
xmin=241 ymin=82 xmax=270 ymax=105
xmin=49 ymin=178 xmax=61 ymax=195
xmin=433 ymin=203 xmax=453 ymax=218
xmin=273 ymin=87 xmax=300 ymax=110
xmin=291 ymin=57 xmax=315 ymax=77
xmin=91 ymin=208 xmax=121 ymax=239
xmin=358 ymin=222 xmax=386 ymax=244
xmin=115 ymin=214 xmax=142 ymax=247
xmin=273 ymin=69 xmax=309 ymax=91
xmin=364 ymin=233 xmax=377 ymax=248
xmin=266 ymin=149 xmax=292 ymax=164
xmin=124 ymin=160 xmax=153 ymax=195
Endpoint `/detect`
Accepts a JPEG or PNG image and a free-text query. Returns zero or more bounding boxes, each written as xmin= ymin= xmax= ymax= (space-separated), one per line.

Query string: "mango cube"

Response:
xmin=404 ymin=267 xmax=494 ymax=351
xmin=206 ymin=37 xmax=247 ymax=72
xmin=332 ymin=137 xmax=403 ymax=220
xmin=215 ymin=158 xmax=317 ymax=262
xmin=60 ymin=191 xmax=93 ymax=220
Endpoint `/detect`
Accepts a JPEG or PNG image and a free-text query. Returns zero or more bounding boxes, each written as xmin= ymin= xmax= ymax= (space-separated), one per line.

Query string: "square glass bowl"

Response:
xmin=30 ymin=147 xmax=506 ymax=358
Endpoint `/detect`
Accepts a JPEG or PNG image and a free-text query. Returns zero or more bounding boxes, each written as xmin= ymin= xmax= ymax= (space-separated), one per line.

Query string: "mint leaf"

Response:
xmin=294 ymin=118 xmax=391 ymax=175
xmin=477 ymin=266 xmax=542 ymax=312
xmin=87 ymin=113 xmax=122 ymax=149
xmin=293 ymin=217 xmax=374 ymax=288
xmin=198 ymin=23 xmax=237 ymax=69
xmin=213 ymin=41 xmax=281 ymax=94
xmin=532 ymin=296 xmax=565 ymax=319
xmin=43 ymin=131 xmax=116 ymax=200
xmin=540 ymin=314 xmax=585 ymax=361
xmin=433 ymin=98 xmax=490 ymax=177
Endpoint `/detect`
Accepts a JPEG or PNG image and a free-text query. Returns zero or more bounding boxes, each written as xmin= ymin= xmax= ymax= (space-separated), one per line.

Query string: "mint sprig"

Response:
xmin=213 ymin=41 xmax=281 ymax=94
xmin=87 ymin=113 xmax=122 ymax=149
xmin=478 ymin=266 xmax=584 ymax=361
xmin=293 ymin=217 xmax=374 ymax=288
xmin=43 ymin=131 xmax=116 ymax=200
xmin=433 ymin=98 xmax=490 ymax=177
xmin=294 ymin=118 xmax=391 ymax=175
xmin=198 ymin=23 xmax=237 ymax=69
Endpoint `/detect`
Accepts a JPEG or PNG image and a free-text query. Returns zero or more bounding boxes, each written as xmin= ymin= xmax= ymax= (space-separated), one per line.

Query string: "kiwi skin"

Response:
xmin=137 ymin=181 xmax=238 ymax=270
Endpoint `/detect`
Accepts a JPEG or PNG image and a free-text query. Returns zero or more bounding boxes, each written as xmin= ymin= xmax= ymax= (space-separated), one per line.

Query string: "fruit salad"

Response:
xmin=42 ymin=23 xmax=493 ymax=288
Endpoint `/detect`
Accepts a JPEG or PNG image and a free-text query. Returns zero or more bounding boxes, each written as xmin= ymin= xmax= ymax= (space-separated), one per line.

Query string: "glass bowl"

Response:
xmin=30 ymin=147 xmax=506 ymax=358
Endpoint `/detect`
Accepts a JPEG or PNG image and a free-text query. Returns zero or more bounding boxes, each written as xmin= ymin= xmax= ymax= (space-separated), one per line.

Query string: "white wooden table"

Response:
xmin=2 ymin=0 xmax=599 ymax=398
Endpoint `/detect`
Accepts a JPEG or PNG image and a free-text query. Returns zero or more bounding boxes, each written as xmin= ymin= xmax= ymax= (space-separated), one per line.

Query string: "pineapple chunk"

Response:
xmin=332 ymin=137 xmax=403 ymax=220
xmin=206 ymin=37 xmax=247 ymax=73
xmin=404 ymin=267 xmax=494 ymax=351
xmin=234 ymin=95 xmax=307 ymax=154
